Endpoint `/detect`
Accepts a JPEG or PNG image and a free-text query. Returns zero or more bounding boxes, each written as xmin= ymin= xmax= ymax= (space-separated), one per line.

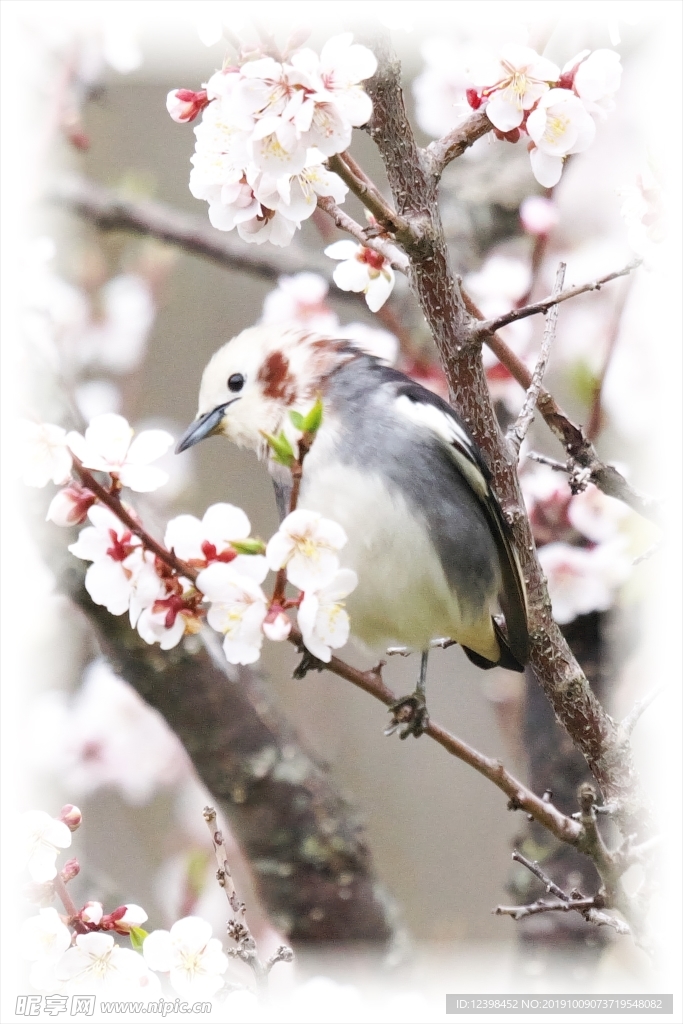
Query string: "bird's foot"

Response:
xmin=385 ymin=691 xmax=430 ymax=739
xmin=292 ymin=650 xmax=327 ymax=680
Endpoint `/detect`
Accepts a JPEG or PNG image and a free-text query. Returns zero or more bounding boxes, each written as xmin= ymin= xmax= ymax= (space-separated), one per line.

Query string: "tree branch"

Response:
xmin=494 ymin=850 xmax=630 ymax=935
xmin=316 ymin=195 xmax=410 ymax=271
xmin=203 ymin=805 xmax=292 ymax=993
xmin=507 ymin=263 xmax=565 ymax=454
xmin=462 ymin=290 xmax=657 ymax=520
xmin=475 ymin=259 xmax=642 ymax=334
xmin=327 ymin=152 xmax=413 ymax=240
xmin=53 ymin=175 xmax=355 ymax=299
xmin=361 ymin=30 xmax=651 ymax=840
xmin=422 ymin=109 xmax=494 ymax=180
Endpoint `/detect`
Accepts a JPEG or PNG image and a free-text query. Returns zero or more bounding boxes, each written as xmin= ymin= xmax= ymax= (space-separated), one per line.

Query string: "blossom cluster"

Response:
xmin=521 ymin=464 xmax=635 ymax=624
xmin=24 ymin=411 xmax=357 ymax=666
xmin=415 ymin=42 xmax=622 ymax=187
xmin=168 ymin=34 xmax=376 ymax=246
xmin=21 ymin=807 xmax=230 ymax=999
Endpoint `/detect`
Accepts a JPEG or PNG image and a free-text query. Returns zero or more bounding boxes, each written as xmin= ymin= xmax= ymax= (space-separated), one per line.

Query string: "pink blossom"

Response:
xmin=165 ymin=503 xmax=267 ymax=581
xmin=539 ymin=540 xmax=631 ymax=624
xmin=166 ymin=88 xmax=209 ymax=123
xmin=527 ymin=89 xmax=596 ymax=187
xmin=261 ymin=273 xmax=338 ymax=333
xmin=67 ymin=413 xmax=173 ymax=492
xmin=21 ymin=421 xmax=73 ymax=488
xmin=325 ymin=240 xmax=395 ymax=312
xmin=475 ymin=45 xmax=560 ymax=132
xmin=520 ymin=196 xmax=559 ymax=236
xmin=46 ymin=484 xmax=96 ymax=527
xmin=263 ymin=609 xmax=292 ymax=642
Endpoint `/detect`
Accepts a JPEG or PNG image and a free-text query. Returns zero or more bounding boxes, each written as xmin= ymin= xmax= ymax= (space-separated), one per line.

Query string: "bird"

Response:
xmin=176 ymin=325 xmax=529 ymax=738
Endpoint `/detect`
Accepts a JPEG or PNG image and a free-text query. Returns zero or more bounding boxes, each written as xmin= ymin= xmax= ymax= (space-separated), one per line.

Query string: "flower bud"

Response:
xmin=80 ymin=901 xmax=103 ymax=925
xmin=263 ymin=610 xmax=292 ymax=642
xmin=59 ymin=804 xmax=83 ymax=831
xmin=60 ymin=858 xmax=81 ymax=883
xmin=110 ymin=904 xmax=148 ymax=932
xmin=166 ymin=88 xmax=209 ymax=124
xmin=47 ymin=487 xmax=95 ymax=527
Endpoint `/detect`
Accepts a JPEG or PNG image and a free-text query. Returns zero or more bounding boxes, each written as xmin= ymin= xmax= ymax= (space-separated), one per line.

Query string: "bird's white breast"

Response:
xmin=299 ymin=452 xmax=495 ymax=656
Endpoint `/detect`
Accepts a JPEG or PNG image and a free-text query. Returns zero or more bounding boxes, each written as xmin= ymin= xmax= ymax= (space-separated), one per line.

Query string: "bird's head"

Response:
xmin=176 ymin=326 xmax=356 ymax=457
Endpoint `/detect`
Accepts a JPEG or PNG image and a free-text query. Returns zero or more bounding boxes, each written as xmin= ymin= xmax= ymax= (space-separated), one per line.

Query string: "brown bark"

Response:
xmin=361 ymin=33 xmax=649 ymax=839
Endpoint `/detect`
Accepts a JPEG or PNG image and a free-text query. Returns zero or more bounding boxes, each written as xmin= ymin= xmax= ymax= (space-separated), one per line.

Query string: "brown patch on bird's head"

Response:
xmin=257 ymin=349 xmax=297 ymax=404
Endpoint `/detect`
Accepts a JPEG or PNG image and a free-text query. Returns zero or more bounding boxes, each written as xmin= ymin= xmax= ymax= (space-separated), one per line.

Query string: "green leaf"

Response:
xmin=261 ymin=430 xmax=295 ymax=467
xmin=129 ymin=926 xmax=148 ymax=951
xmin=289 ymin=410 xmax=305 ymax=430
xmin=568 ymin=359 xmax=599 ymax=407
xmin=232 ymin=538 xmax=266 ymax=555
xmin=302 ymin=397 xmax=324 ymax=434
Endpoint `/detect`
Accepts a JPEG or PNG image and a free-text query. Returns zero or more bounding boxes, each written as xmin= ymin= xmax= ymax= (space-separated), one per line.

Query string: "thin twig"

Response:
xmin=507 ymin=263 xmax=565 ymax=453
xmin=475 ymin=259 xmax=642 ymax=335
xmin=327 ymin=152 xmax=413 ymax=240
xmin=202 ymin=805 xmax=293 ymax=993
xmin=586 ymin=276 xmax=634 ymax=440
xmin=423 ymin=109 xmax=494 ymax=179
xmin=494 ymin=899 xmax=629 ymax=934
xmin=316 ymin=195 xmax=410 ymax=271
xmin=67 ymin=458 xmax=582 ymax=851
xmin=53 ymin=874 xmax=88 ymax=934
xmin=496 ymin=849 xmax=631 ymax=935
xmin=462 ymin=288 xmax=657 ymax=520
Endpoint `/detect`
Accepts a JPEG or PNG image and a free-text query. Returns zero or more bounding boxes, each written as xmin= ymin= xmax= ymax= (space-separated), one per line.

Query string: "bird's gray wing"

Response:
xmin=390 ymin=378 xmax=529 ymax=668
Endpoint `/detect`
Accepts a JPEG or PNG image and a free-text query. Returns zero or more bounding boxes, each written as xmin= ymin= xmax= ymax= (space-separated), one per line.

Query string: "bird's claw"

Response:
xmin=385 ymin=691 xmax=430 ymax=739
xmin=292 ymin=650 xmax=326 ymax=680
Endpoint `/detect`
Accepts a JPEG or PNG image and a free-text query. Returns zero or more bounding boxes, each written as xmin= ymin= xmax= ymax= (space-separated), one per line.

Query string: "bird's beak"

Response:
xmin=175 ymin=401 xmax=235 ymax=454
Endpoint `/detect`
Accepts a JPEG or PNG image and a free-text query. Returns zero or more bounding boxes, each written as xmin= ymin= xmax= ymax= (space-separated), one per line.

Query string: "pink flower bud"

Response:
xmin=166 ymin=88 xmax=209 ymax=123
xmin=59 ymin=804 xmax=83 ymax=831
xmin=109 ymin=903 xmax=148 ymax=932
xmin=80 ymin=901 xmax=103 ymax=925
xmin=520 ymin=196 xmax=559 ymax=236
xmin=60 ymin=858 xmax=81 ymax=883
xmin=47 ymin=487 xmax=95 ymax=527
xmin=263 ymin=609 xmax=292 ymax=642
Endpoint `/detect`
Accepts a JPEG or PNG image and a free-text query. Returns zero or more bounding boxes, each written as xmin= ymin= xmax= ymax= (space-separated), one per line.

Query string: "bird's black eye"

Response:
xmin=227 ymin=373 xmax=245 ymax=393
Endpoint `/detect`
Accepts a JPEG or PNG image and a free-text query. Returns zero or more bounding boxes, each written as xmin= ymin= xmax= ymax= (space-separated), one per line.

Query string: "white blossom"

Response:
xmin=266 ymin=509 xmax=347 ymax=591
xmin=55 ymin=932 xmax=159 ymax=997
xmin=527 ymin=89 xmax=596 ymax=187
xmin=67 ymin=413 xmax=173 ymax=492
xmin=165 ymin=503 xmax=267 ymax=581
xmin=255 ymin=151 xmax=348 ymax=226
xmin=143 ymin=916 xmax=228 ymax=1000
xmin=21 ymin=421 xmax=73 ymax=488
xmin=81 ymin=902 xmax=104 ymax=925
xmin=412 ymin=38 xmax=478 ymax=137
xmin=325 ymin=240 xmax=395 ymax=312
xmin=20 ymin=908 xmax=71 ymax=963
xmin=197 ymin=563 xmax=268 ymax=665
xmin=22 ymin=810 xmax=71 ymax=883
xmin=78 ymin=275 xmax=156 ymax=374
xmin=291 ymin=33 xmax=377 ymax=127
xmin=336 ymin=321 xmax=399 ymax=366
xmin=298 ymin=569 xmax=358 ymax=662
xmin=539 ymin=540 xmax=632 ymax=624
xmin=573 ymin=49 xmax=622 ymax=119
xmin=261 ymin=273 xmax=338 ymax=333
xmin=68 ymin=505 xmax=146 ymax=617
xmin=262 ymin=610 xmax=292 ymax=642
xmin=75 ymin=380 xmax=122 ymax=420
xmin=475 ymin=45 xmax=560 ymax=132
xmin=39 ymin=659 xmax=190 ymax=806
xmin=567 ymin=484 xmax=630 ymax=544
xmin=519 ymin=195 xmax=559 ymax=235
xmin=136 ymin=596 xmax=194 ymax=651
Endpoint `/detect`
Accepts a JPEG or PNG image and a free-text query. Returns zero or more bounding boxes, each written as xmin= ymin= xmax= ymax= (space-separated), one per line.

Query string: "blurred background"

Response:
xmin=6 ymin=0 xmax=681 ymax=1008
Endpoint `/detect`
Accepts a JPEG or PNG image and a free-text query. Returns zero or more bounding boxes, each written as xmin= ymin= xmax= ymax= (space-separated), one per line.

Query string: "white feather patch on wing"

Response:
xmin=393 ymin=394 xmax=489 ymax=499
